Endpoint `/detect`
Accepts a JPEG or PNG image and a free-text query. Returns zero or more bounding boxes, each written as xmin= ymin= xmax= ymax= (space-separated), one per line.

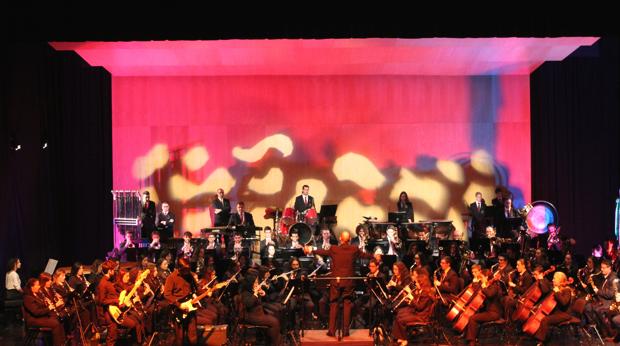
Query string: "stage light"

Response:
xmin=10 ymin=137 xmax=21 ymax=151
xmin=42 ymin=142 xmax=48 ymax=149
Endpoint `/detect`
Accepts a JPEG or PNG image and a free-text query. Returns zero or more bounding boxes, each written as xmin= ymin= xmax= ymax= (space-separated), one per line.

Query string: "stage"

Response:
xmin=300 ymin=329 xmax=373 ymax=345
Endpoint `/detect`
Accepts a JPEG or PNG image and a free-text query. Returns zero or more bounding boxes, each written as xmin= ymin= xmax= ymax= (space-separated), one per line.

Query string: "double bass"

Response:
xmin=522 ymin=289 xmax=558 ymax=335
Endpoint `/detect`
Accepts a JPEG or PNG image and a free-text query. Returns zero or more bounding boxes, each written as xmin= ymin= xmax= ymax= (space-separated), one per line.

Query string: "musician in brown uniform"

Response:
xmin=96 ymin=260 xmax=142 ymax=346
xmin=23 ymin=278 xmax=66 ymax=346
xmin=465 ymin=266 xmax=503 ymax=346
xmin=164 ymin=257 xmax=199 ymax=345
xmin=305 ymin=231 xmax=372 ymax=337
xmin=532 ymin=271 xmax=574 ymax=345
xmin=392 ymin=268 xmax=435 ymax=346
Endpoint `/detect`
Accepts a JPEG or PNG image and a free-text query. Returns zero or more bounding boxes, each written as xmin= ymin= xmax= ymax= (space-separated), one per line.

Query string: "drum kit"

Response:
xmin=264 ymin=206 xmax=318 ymax=244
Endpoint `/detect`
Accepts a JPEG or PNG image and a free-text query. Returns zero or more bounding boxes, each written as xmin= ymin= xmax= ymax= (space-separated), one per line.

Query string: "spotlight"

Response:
xmin=10 ymin=137 xmax=21 ymax=151
xmin=42 ymin=142 xmax=48 ymax=149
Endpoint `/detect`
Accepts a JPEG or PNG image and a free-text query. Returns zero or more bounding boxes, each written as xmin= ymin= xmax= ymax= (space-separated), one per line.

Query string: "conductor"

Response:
xmin=304 ymin=231 xmax=371 ymax=337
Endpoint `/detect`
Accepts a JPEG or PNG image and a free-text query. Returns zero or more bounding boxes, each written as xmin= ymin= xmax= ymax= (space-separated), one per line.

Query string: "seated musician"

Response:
xmin=358 ymin=259 xmax=388 ymax=328
xmin=316 ymin=228 xmax=338 ymax=250
xmin=118 ymin=231 xmax=136 ymax=262
xmin=386 ymin=226 xmax=403 ymax=258
xmin=386 ymin=261 xmax=413 ymax=299
xmin=465 ymin=266 xmax=503 ymax=346
xmin=239 ymin=272 xmax=281 ymax=345
xmin=52 ymin=269 xmax=92 ymax=333
xmin=585 ymin=259 xmax=618 ymax=338
xmin=22 ymin=278 xmax=66 ymax=346
xmin=505 ymin=258 xmax=534 ymax=321
xmin=392 ymin=267 xmax=435 ymax=346
xmin=227 ymin=232 xmax=248 ymax=260
xmin=205 ymin=232 xmax=226 ymax=258
xmin=177 ymin=231 xmax=194 ymax=261
xmin=285 ymin=231 xmax=303 ymax=249
xmin=260 ymin=227 xmax=279 ymax=257
xmin=433 ymin=256 xmax=460 ymax=303
xmin=114 ymin=269 xmax=146 ymax=335
xmin=351 ymin=225 xmax=369 ymax=252
xmin=195 ymin=265 xmax=224 ymax=325
xmin=147 ymin=231 xmax=162 ymax=261
xmin=557 ymin=252 xmax=578 ymax=284
xmin=492 ymin=254 xmax=513 ymax=292
xmin=532 ymin=271 xmax=574 ymax=346
xmin=164 ymin=257 xmax=199 ymax=345
xmin=96 ymin=260 xmax=142 ymax=345
xmin=281 ymin=257 xmax=315 ymax=330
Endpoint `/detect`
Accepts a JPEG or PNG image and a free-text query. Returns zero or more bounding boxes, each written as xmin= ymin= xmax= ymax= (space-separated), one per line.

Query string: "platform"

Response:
xmin=300 ymin=329 xmax=373 ymax=345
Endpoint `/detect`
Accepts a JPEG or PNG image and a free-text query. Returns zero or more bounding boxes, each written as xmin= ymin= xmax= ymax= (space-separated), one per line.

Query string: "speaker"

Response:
xmin=200 ymin=324 xmax=227 ymax=345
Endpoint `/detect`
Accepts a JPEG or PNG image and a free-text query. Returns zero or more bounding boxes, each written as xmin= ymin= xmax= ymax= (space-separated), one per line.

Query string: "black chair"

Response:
xmin=405 ymin=300 xmax=446 ymax=345
xmin=478 ymin=318 xmax=508 ymax=344
xmin=21 ymin=306 xmax=53 ymax=346
xmin=230 ymin=295 xmax=269 ymax=346
xmin=2 ymin=290 xmax=23 ymax=322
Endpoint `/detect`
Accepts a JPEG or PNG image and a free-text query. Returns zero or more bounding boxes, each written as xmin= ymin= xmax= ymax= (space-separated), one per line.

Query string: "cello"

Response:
xmin=452 ymin=272 xmax=499 ymax=333
xmin=522 ymin=289 xmax=558 ymax=335
xmin=446 ymin=283 xmax=479 ymax=322
xmin=513 ymin=266 xmax=555 ymax=322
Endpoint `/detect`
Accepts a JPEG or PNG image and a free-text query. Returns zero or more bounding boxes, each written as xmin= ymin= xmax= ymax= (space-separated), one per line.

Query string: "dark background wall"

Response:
xmin=531 ymin=37 xmax=620 ymax=256
xmin=0 ymin=43 xmax=112 ymax=279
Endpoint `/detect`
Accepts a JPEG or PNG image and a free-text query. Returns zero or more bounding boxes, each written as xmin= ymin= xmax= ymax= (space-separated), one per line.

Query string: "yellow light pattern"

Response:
xmin=247 ymin=168 xmax=283 ymax=195
xmin=390 ymin=168 xmax=450 ymax=214
xmin=232 ymin=134 xmax=293 ymax=162
xmin=132 ymin=144 xmax=169 ymax=179
xmin=470 ymin=149 xmax=495 ymax=176
xmin=334 ymin=196 xmax=386 ymax=234
xmin=182 ymin=146 xmax=209 ymax=171
xmin=168 ymin=168 xmax=236 ymax=201
xmin=437 ymin=160 xmax=465 ymax=184
xmin=333 ymin=152 xmax=386 ymax=189
xmin=182 ymin=210 xmax=211 ymax=237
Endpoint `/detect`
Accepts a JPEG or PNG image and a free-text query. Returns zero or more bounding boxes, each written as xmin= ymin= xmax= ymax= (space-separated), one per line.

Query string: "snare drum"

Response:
xmin=304 ymin=208 xmax=318 ymax=225
xmin=281 ymin=207 xmax=296 ymax=226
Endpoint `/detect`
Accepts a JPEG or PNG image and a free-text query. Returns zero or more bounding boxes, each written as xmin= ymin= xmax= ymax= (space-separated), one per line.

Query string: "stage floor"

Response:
xmin=300 ymin=329 xmax=373 ymax=345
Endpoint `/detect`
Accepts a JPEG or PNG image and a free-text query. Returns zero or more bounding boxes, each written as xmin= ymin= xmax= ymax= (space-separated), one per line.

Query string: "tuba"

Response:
xmin=518 ymin=203 xmax=533 ymax=218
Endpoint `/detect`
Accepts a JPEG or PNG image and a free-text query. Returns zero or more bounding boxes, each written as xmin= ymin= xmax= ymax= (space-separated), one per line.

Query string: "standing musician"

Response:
xmin=211 ymin=188 xmax=231 ymax=227
xmin=304 ymin=231 xmax=372 ymax=337
xmin=294 ymin=184 xmax=315 ymax=217
xmin=532 ymin=271 xmax=574 ymax=345
xmin=469 ymin=192 xmax=488 ymax=239
xmin=141 ymin=191 xmax=157 ymax=239
xmin=239 ymin=272 xmax=282 ymax=345
xmin=227 ymin=201 xmax=255 ymax=237
xmin=386 ymin=226 xmax=403 ymax=258
xmin=96 ymin=260 xmax=142 ymax=346
xmin=156 ymin=202 xmax=175 ymax=240
xmin=392 ymin=268 xmax=435 ymax=346
xmin=397 ymin=191 xmax=415 ymax=223
xmin=434 ymin=256 xmax=461 ymax=304
xmin=504 ymin=258 xmax=534 ymax=320
xmin=23 ymin=278 xmax=66 ymax=346
xmin=164 ymin=257 xmax=199 ymax=345
xmin=465 ymin=266 xmax=503 ymax=346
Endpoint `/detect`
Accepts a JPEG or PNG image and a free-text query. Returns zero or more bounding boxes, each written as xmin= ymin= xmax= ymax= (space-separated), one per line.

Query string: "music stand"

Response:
xmin=44 ymin=259 xmax=59 ymax=275
xmin=278 ymin=248 xmax=304 ymax=261
xmin=366 ymin=239 xmax=388 ymax=254
xmin=319 ymin=204 xmax=338 ymax=222
xmin=383 ymin=255 xmax=397 ymax=269
xmin=388 ymin=212 xmax=407 ymax=224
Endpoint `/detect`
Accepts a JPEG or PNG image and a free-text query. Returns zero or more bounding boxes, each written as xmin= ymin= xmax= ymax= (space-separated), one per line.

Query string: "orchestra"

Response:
xmin=13 ymin=187 xmax=620 ymax=345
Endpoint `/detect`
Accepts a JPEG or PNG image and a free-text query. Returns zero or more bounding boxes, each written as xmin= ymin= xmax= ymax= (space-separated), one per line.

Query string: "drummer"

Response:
xmin=294 ymin=184 xmax=315 ymax=218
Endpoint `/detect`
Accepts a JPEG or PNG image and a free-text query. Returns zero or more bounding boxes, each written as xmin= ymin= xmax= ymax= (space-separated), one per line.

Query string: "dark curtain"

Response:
xmin=0 ymin=43 xmax=112 ymax=279
xmin=531 ymin=37 xmax=620 ymax=256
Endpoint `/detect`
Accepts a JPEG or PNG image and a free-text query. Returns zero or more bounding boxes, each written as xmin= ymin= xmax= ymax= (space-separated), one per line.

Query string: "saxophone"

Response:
xmin=609 ymin=278 xmax=620 ymax=312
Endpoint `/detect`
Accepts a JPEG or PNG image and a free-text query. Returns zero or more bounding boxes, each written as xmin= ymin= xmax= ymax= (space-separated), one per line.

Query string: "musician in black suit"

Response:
xmin=227 ymin=202 xmax=255 ymax=237
xmin=491 ymin=187 xmax=505 ymax=227
xmin=259 ymin=227 xmax=279 ymax=258
xmin=468 ymin=192 xmax=488 ymax=239
xmin=397 ymin=191 xmax=415 ymax=222
xmin=211 ymin=188 xmax=231 ymax=227
xmin=140 ymin=191 xmax=157 ymax=238
xmin=156 ymin=202 xmax=175 ymax=240
xmin=496 ymin=198 xmax=519 ymax=239
xmin=294 ymin=184 xmax=315 ymax=215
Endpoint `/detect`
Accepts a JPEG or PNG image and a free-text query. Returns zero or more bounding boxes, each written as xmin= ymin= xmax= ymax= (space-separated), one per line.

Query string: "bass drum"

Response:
xmin=304 ymin=208 xmax=318 ymax=225
xmin=290 ymin=222 xmax=313 ymax=245
xmin=524 ymin=200 xmax=559 ymax=235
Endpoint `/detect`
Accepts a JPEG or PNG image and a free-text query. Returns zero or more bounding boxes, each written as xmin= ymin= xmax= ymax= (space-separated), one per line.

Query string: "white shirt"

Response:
xmin=5 ymin=270 xmax=21 ymax=290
